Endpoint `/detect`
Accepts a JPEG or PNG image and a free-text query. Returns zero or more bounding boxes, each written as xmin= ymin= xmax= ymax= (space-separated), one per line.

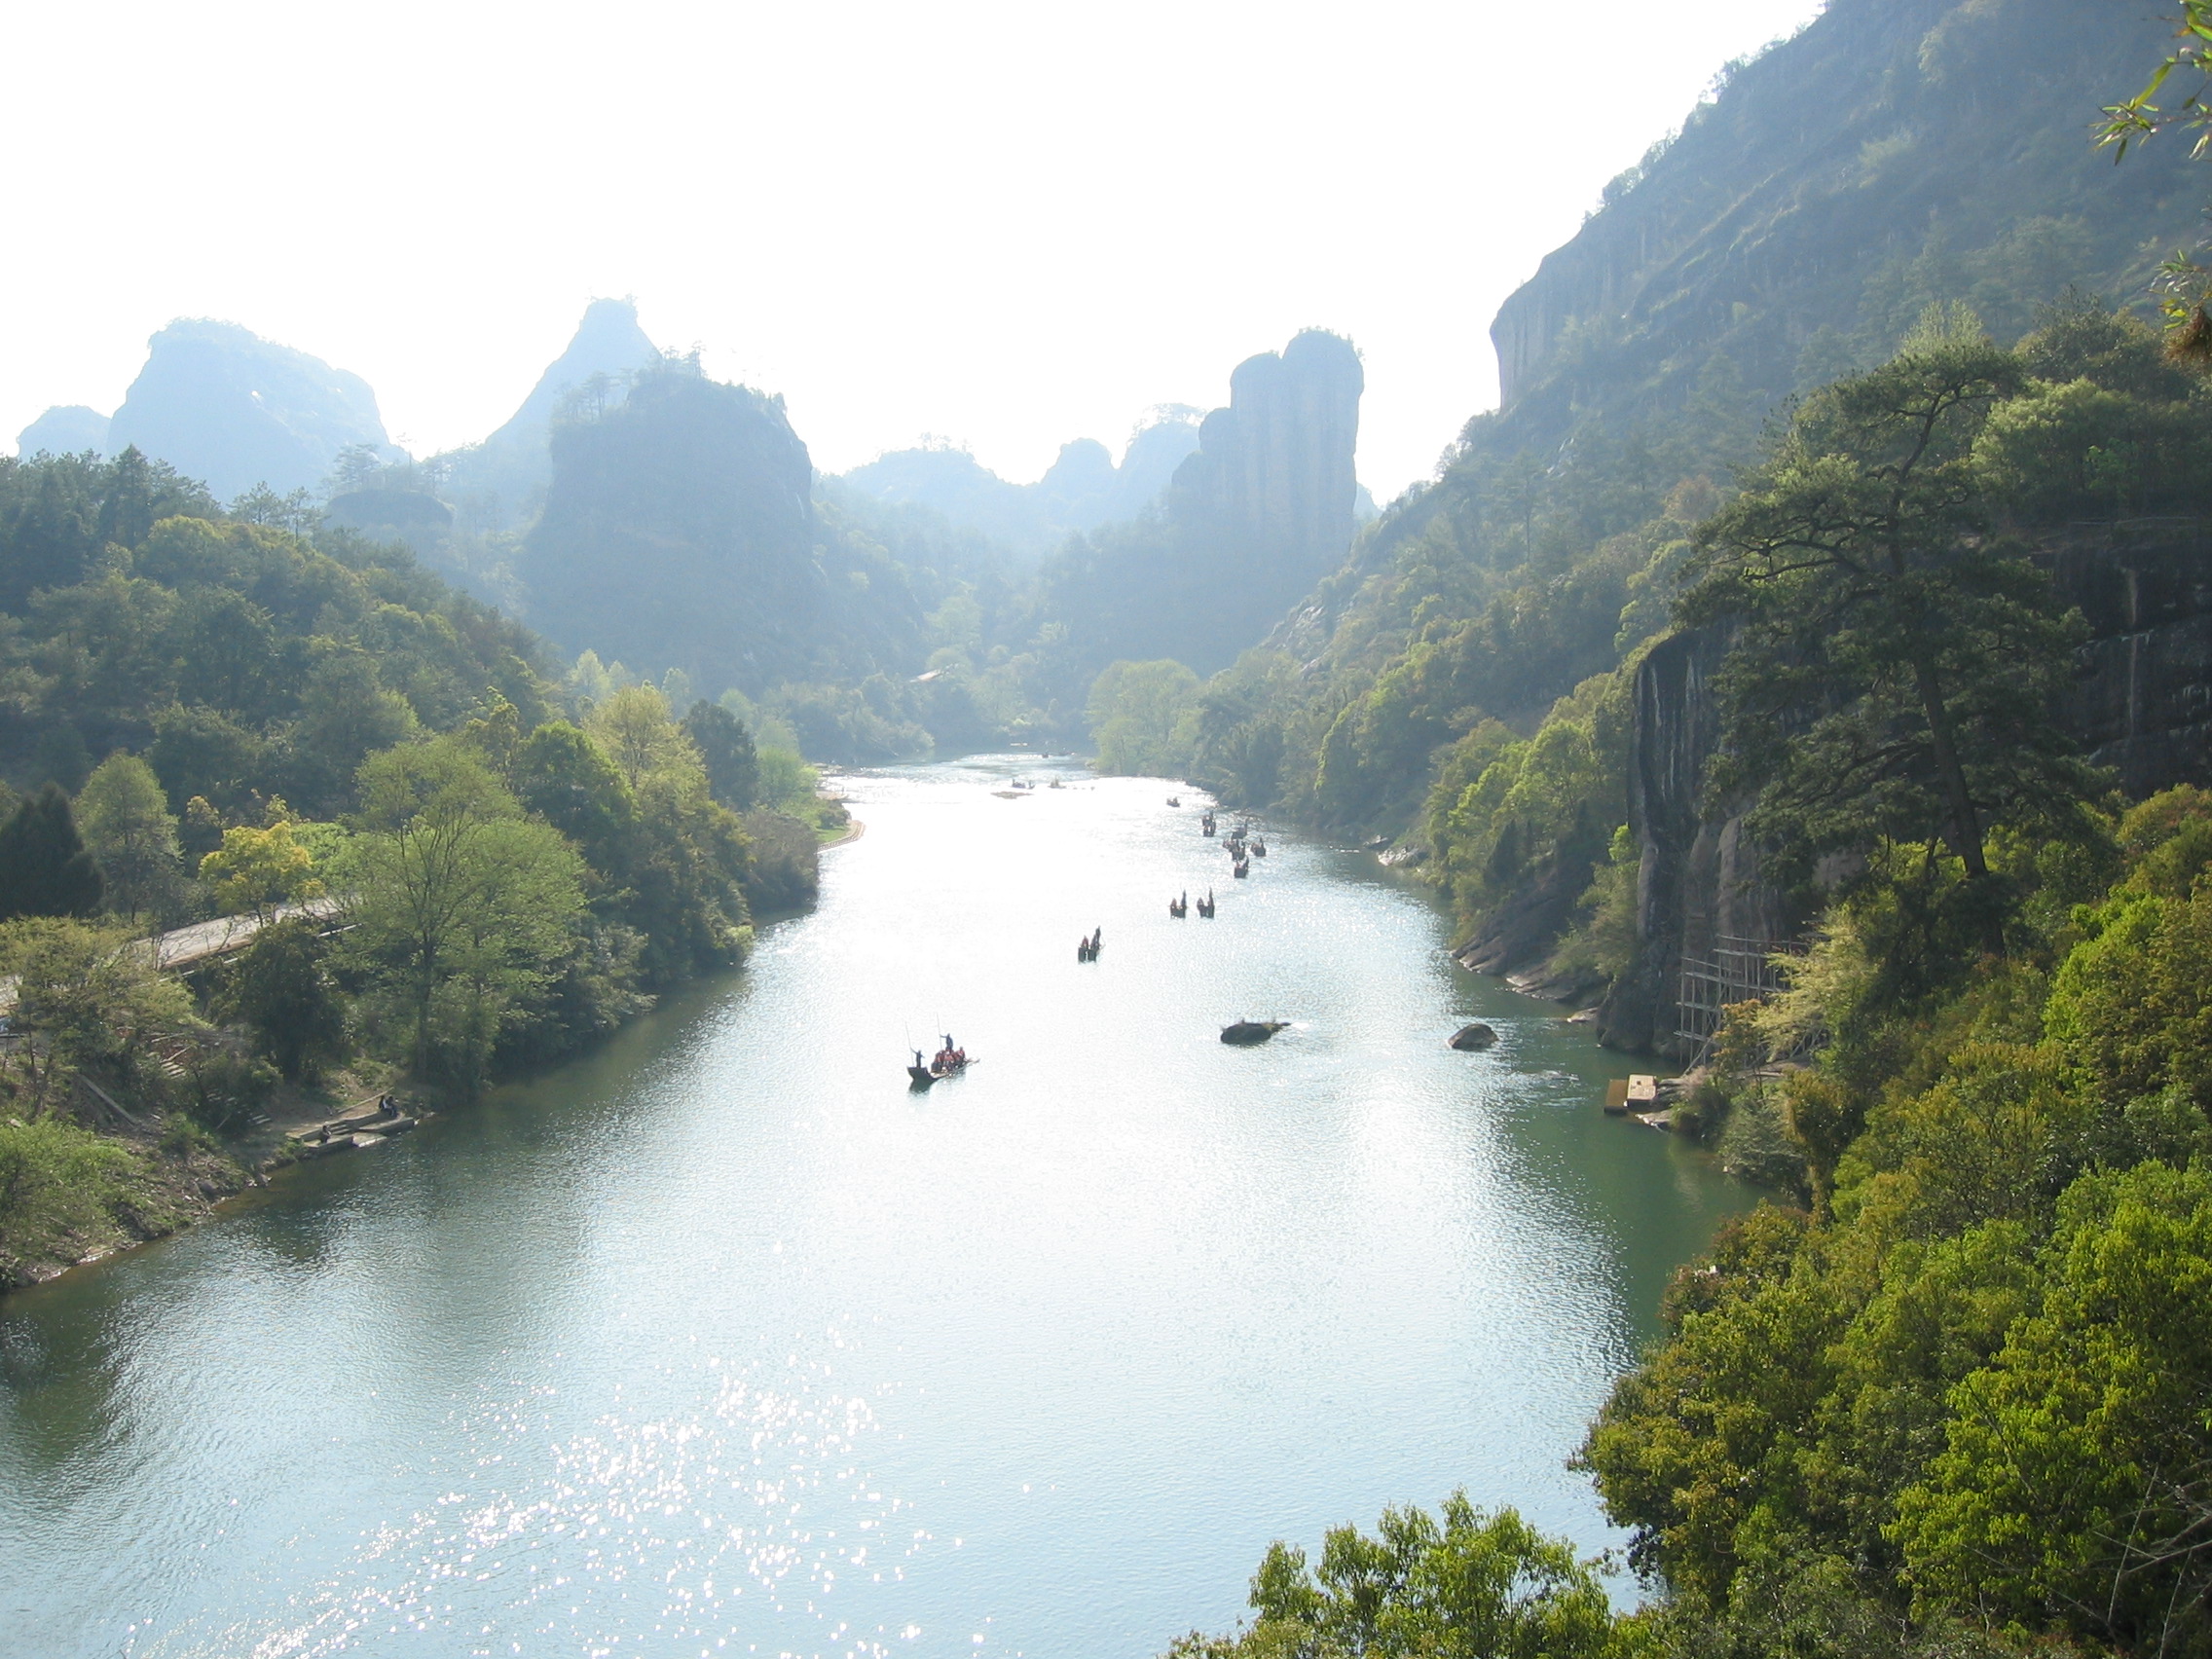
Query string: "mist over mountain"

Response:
xmin=840 ymin=408 xmax=1203 ymax=563
xmin=1488 ymin=0 xmax=2195 ymax=455
xmin=100 ymin=319 xmax=398 ymax=500
xmin=1037 ymin=328 xmax=1364 ymax=678
xmin=438 ymin=298 xmax=661 ymax=532
xmin=513 ymin=359 xmax=926 ymax=699
xmin=15 ymin=404 xmax=109 ymax=459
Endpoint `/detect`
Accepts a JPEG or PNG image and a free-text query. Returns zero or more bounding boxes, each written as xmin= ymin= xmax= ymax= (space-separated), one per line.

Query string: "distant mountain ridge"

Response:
xmin=15 ymin=405 xmax=110 ymax=460
xmin=16 ymin=319 xmax=398 ymax=500
xmin=1039 ymin=328 xmax=1366 ymax=678
xmin=839 ymin=412 xmax=1203 ymax=563
xmin=437 ymin=298 xmax=662 ymax=531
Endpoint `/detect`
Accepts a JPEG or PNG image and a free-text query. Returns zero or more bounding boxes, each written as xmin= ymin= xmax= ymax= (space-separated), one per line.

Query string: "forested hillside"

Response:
xmin=1157 ymin=0 xmax=2210 ymax=986
xmin=0 ymin=446 xmax=834 ymax=1283
xmin=1168 ymin=8 xmax=2212 ymax=1653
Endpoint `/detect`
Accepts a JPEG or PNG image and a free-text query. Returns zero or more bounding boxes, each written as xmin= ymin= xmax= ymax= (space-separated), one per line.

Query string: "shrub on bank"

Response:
xmin=0 ymin=1115 xmax=145 ymax=1283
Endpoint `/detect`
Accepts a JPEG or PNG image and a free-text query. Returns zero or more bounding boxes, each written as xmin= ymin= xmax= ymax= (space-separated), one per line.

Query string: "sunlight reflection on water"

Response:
xmin=4 ymin=756 xmax=1750 ymax=1659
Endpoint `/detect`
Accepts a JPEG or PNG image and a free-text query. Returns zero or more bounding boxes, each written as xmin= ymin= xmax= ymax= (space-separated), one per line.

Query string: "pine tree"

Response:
xmin=0 ymin=784 xmax=106 ymax=920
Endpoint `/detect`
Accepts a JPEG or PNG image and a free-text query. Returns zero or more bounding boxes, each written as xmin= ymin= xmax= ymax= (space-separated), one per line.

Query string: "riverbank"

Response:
xmin=0 ymin=786 xmax=857 ymax=1296
xmin=0 ymin=757 xmax=1752 ymax=1659
xmin=0 ymin=1067 xmax=434 ymax=1292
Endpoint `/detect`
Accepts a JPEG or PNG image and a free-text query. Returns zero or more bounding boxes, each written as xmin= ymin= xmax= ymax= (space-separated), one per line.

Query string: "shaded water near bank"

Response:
xmin=0 ymin=756 xmax=1750 ymax=1658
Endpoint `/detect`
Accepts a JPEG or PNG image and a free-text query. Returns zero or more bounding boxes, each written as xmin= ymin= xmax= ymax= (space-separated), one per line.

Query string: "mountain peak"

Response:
xmin=105 ymin=318 xmax=394 ymax=499
xmin=481 ymin=298 xmax=660 ymax=455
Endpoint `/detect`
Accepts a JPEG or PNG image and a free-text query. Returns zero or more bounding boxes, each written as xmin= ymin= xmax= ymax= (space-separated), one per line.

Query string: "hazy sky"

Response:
xmin=4 ymin=0 xmax=1825 ymax=500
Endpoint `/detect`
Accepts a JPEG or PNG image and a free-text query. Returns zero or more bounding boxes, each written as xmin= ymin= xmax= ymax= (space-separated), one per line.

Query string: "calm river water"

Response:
xmin=0 ymin=756 xmax=1748 ymax=1659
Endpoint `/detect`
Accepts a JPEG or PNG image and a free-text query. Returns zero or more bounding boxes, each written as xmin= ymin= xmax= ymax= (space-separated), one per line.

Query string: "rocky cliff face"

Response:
xmin=1599 ymin=521 xmax=2212 ymax=1055
xmin=1037 ymin=330 xmax=1367 ymax=679
xmin=516 ymin=364 xmax=823 ymax=694
xmin=1598 ymin=627 xmax=1790 ymax=1056
xmin=1168 ymin=329 xmax=1363 ymax=574
xmin=1489 ymin=0 xmax=2197 ymax=442
xmin=105 ymin=319 xmax=396 ymax=500
xmin=2046 ymin=521 xmax=2212 ymax=794
xmin=439 ymin=299 xmax=661 ymax=532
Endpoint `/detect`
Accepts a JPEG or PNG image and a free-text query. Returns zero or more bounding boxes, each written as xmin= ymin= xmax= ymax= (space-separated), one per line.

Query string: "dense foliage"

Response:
xmin=1165 ymin=300 xmax=2212 ymax=985
xmin=1169 ymin=1496 xmax=1625 ymax=1659
xmin=1567 ymin=790 xmax=2212 ymax=1655
xmin=0 ymin=450 xmax=828 ymax=1096
xmin=1178 ymin=795 xmax=2212 ymax=1654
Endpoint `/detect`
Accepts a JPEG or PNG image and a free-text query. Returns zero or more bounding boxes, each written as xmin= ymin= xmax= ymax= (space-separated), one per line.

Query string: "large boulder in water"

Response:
xmin=1449 ymin=1022 xmax=1498 ymax=1051
xmin=1221 ymin=1020 xmax=1288 ymax=1047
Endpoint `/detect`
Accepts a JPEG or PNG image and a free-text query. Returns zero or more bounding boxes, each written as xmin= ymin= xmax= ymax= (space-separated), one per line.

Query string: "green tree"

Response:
xmin=0 ymin=917 xmax=198 ymax=1106
xmin=148 ymin=704 xmax=266 ymax=816
xmin=75 ymin=754 xmax=185 ymax=925
xmin=0 ymin=784 xmax=104 ymax=920
xmin=341 ymin=741 xmax=585 ymax=1086
xmin=1680 ymin=314 xmax=2101 ymax=886
xmin=289 ymin=650 xmax=420 ymax=811
xmin=0 ymin=1115 xmax=144 ymax=1284
xmin=1166 ymin=1494 xmax=1624 ymax=1659
xmin=224 ymin=917 xmax=348 ymax=1081
xmin=513 ymin=720 xmax=637 ymax=868
xmin=683 ymin=698 xmax=759 ymax=811
xmin=198 ymin=817 xmax=322 ymax=919
xmin=1893 ymin=1162 xmax=2212 ymax=1654
xmin=1088 ymin=659 xmax=1201 ymax=777
xmin=587 ymin=683 xmax=696 ymax=793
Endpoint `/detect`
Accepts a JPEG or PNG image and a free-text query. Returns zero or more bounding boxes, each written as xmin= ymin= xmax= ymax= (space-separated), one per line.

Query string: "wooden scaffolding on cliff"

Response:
xmin=1677 ymin=935 xmax=1802 ymax=1061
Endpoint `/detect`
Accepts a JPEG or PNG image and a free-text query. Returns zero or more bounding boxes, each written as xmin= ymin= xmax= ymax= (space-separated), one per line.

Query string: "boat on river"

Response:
xmin=908 ymin=1046 xmax=975 ymax=1088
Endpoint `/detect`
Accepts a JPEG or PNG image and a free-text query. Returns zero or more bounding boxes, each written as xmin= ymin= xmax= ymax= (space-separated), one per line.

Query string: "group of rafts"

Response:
xmin=908 ymin=791 xmax=1284 ymax=1089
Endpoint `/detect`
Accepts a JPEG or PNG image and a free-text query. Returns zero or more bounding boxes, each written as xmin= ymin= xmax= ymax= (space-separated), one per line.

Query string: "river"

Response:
xmin=0 ymin=756 xmax=1748 ymax=1659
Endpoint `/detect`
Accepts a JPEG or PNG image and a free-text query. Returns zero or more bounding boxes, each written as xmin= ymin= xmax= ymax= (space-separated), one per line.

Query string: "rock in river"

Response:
xmin=1448 ymin=1022 xmax=1498 ymax=1051
xmin=1221 ymin=1020 xmax=1288 ymax=1047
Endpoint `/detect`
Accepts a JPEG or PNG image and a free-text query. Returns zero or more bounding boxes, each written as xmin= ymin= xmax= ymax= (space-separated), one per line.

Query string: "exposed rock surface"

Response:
xmin=1489 ymin=0 xmax=2197 ymax=442
xmin=1448 ymin=1022 xmax=1497 ymax=1051
xmin=516 ymin=364 xmax=823 ymax=694
xmin=439 ymin=299 xmax=661 ymax=532
xmin=1598 ymin=520 xmax=2212 ymax=1055
xmin=16 ymin=405 xmax=109 ymax=459
xmin=2044 ymin=520 xmax=2212 ymax=793
xmin=1171 ymin=330 xmax=1364 ymax=577
xmin=1044 ymin=330 xmax=1366 ymax=677
xmin=106 ymin=318 xmax=396 ymax=500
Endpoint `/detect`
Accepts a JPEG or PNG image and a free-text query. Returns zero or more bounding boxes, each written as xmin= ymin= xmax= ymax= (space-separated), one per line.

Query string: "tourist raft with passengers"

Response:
xmin=908 ymin=1035 xmax=974 ymax=1089
xmin=900 ymin=782 xmax=1646 ymax=1093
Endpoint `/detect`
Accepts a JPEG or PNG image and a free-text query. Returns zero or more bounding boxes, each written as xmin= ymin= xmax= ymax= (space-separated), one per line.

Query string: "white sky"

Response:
xmin=2 ymin=0 xmax=1825 ymax=501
